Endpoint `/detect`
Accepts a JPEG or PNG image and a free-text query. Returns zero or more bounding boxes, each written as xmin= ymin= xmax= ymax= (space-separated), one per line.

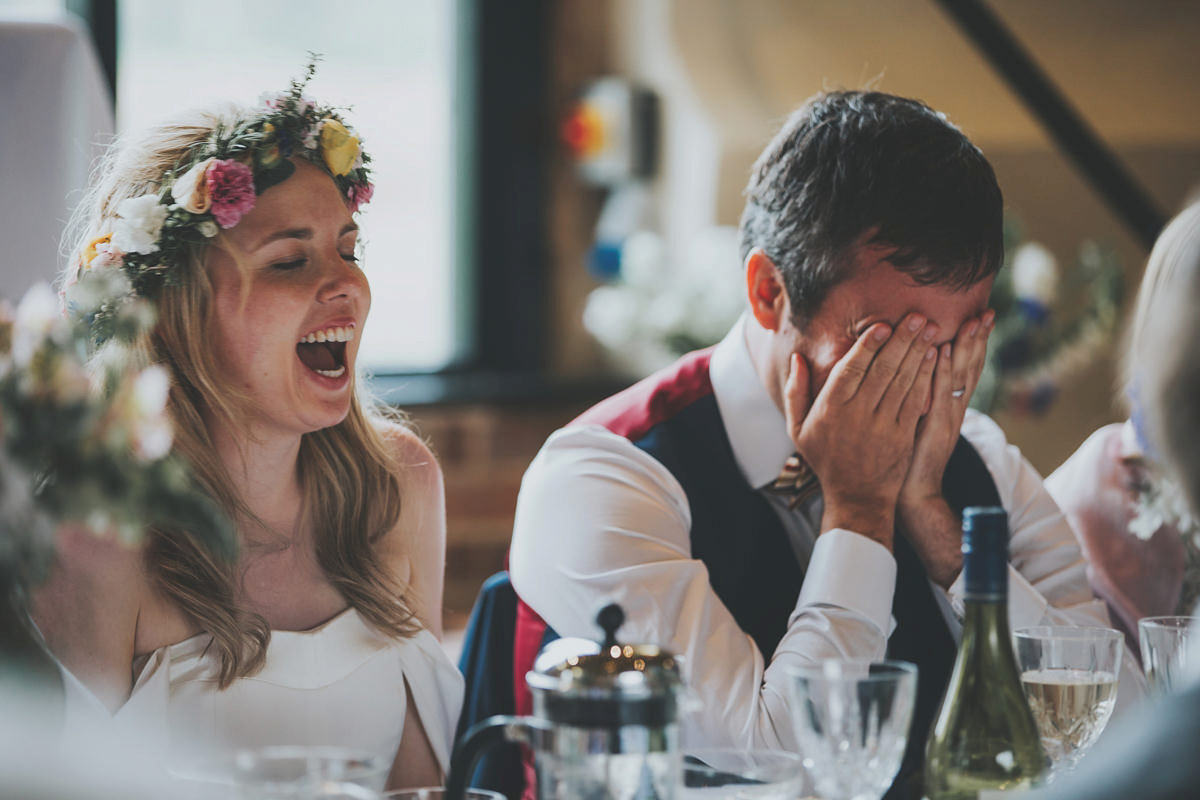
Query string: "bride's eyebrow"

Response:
xmin=252 ymin=222 xmax=357 ymax=251
xmin=252 ymin=227 xmax=312 ymax=251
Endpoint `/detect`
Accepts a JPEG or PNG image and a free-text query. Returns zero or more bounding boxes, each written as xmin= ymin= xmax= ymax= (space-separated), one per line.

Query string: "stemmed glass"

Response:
xmin=230 ymin=746 xmax=390 ymax=799
xmin=1013 ymin=626 xmax=1123 ymax=780
xmin=679 ymin=748 xmax=812 ymax=799
xmin=384 ymin=791 xmax=505 ymax=800
xmin=788 ymin=659 xmax=917 ymax=800
xmin=1138 ymin=615 xmax=1199 ymax=694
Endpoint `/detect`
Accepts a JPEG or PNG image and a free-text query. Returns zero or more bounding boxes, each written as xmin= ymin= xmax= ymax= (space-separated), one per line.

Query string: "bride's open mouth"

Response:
xmin=296 ymin=325 xmax=354 ymax=378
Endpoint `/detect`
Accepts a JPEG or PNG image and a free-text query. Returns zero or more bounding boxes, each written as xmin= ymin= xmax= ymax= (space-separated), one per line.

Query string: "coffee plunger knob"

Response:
xmin=597 ymin=603 xmax=625 ymax=650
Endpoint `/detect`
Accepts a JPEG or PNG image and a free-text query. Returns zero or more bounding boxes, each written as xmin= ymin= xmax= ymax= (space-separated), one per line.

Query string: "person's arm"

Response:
xmin=376 ymin=423 xmax=446 ymax=639
xmin=376 ymin=424 xmax=450 ymax=782
xmin=30 ymin=524 xmax=143 ymax=713
xmin=896 ymin=311 xmax=994 ymax=587
xmin=956 ymin=410 xmax=1148 ymax=709
xmin=509 ymin=426 xmax=896 ymax=750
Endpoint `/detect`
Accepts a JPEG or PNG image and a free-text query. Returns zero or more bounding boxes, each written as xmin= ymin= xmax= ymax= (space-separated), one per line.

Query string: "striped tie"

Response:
xmin=764 ymin=452 xmax=821 ymax=508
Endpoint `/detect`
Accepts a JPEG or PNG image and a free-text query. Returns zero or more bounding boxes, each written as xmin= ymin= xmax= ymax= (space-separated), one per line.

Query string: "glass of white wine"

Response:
xmin=1013 ymin=626 xmax=1123 ymax=780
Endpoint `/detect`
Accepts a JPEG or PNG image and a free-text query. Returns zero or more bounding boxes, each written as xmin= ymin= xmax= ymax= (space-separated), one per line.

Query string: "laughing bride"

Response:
xmin=31 ymin=71 xmax=462 ymax=791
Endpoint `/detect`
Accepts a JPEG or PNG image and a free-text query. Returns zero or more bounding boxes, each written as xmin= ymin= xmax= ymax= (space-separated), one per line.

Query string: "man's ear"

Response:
xmin=745 ymin=248 xmax=788 ymax=332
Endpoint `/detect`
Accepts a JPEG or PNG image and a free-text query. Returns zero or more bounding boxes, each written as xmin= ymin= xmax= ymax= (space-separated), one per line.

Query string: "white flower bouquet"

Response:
xmin=972 ymin=218 xmax=1123 ymax=416
xmin=0 ymin=271 xmax=233 ymax=591
xmin=583 ymin=226 xmax=746 ymax=376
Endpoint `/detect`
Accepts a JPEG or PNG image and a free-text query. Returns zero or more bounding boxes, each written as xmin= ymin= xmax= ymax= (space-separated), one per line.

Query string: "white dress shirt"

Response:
xmin=510 ymin=316 xmax=1143 ymax=750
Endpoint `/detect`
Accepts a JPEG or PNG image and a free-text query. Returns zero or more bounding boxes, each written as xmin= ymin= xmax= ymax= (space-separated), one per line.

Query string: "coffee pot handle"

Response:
xmin=445 ymin=714 xmax=553 ymax=800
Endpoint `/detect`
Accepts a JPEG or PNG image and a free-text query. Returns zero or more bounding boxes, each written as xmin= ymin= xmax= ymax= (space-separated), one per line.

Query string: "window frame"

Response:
xmin=72 ymin=0 xmax=555 ymax=403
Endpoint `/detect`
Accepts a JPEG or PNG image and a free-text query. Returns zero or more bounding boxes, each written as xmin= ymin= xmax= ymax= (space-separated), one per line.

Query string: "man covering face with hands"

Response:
xmin=508 ymin=90 xmax=1140 ymax=800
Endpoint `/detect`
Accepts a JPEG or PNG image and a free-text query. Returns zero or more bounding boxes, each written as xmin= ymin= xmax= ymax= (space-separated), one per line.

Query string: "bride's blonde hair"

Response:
xmin=64 ymin=106 xmax=419 ymax=687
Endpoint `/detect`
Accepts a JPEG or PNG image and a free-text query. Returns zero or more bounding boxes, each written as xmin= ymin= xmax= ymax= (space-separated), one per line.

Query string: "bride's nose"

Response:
xmin=317 ymin=254 xmax=368 ymax=305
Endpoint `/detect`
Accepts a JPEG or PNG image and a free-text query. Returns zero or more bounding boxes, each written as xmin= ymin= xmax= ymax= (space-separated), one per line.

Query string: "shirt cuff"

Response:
xmin=798 ymin=528 xmax=896 ymax=631
xmin=946 ymin=565 xmax=1048 ymax=628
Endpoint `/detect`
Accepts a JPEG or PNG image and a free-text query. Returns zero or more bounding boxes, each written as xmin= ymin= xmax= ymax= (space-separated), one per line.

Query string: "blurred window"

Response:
xmin=117 ymin=0 xmax=457 ymax=372
xmin=0 ymin=0 xmax=63 ymax=14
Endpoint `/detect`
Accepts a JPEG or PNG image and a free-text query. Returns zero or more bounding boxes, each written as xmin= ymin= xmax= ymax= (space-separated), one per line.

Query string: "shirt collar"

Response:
xmin=710 ymin=314 xmax=794 ymax=489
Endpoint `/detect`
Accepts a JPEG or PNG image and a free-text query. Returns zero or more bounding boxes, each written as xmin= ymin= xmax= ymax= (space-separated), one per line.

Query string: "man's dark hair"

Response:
xmin=739 ymin=90 xmax=1004 ymax=325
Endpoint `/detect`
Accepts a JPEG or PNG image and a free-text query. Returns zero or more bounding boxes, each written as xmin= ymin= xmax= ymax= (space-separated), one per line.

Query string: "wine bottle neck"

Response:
xmin=961 ymin=595 xmax=1009 ymax=626
xmin=959 ymin=597 xmax=1017 ymax=666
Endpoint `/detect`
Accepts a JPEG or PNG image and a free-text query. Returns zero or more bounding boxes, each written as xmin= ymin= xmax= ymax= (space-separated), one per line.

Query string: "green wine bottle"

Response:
xmin=924 ymin=506 xmax=1047 ymax=799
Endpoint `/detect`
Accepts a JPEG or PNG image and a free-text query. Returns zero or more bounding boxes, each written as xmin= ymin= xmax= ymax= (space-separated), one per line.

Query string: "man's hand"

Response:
xmin=785 ymin=313 xmax=939 ymax=549
xmin=897 ymin=310 xmax=994 ymax=586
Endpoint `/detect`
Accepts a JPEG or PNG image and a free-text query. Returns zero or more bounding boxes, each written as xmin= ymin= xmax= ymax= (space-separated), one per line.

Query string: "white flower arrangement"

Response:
xmin=0 ymin=273 xmax=233 ymax=591
xmin=583 ymin=226 xmax=746 ymax=376
xmin=1129 ymin=471 xmax=1196 ymax=543
xmin=1010 ymin=241 xmax=1059 ymax=309
xmin=972 ymin=220 xmax=1123 ymax=416
xmin=1123 ymin=419 xmax=1200 ymax=614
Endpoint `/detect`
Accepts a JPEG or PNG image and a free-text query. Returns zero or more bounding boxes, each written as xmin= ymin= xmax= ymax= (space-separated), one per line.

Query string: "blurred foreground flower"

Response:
xmin=972 ymin=219 xmax=1123 ymax=416
xmin=0 ymin=272 xmax=233 ymax=593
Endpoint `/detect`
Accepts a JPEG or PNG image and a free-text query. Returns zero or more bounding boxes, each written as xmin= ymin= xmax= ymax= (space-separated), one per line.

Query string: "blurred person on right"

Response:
xmin=1032 ymin=199 xmax=1200 ymax=800
xmin=1045 ymin=203 xmax=1200 ymax=651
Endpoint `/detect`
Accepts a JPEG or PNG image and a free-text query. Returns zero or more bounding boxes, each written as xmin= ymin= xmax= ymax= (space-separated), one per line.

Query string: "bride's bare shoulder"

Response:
xmin=374 ymin=418 xmax=441 ymax=487
xmin=372 ymin=417 xmax=446 ymax=636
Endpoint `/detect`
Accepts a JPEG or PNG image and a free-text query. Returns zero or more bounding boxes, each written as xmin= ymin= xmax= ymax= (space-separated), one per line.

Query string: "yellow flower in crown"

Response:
xmin=82 ymin=233 xmax=114 ymax=268
xmin=319 ymin=119 xmax=360 ymax=176
xmin=255 ymin=122 xmax=284 ymax=170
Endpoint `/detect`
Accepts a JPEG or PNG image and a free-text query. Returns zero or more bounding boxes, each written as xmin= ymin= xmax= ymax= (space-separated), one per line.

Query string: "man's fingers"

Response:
xmin=784 ymin=352 xmax=812 ymax=442
xmin=859 ymin=313 xmax=931 ymax=408
xmin=952 ymin=309 xmax=993 ymax=401
xmin=825 ymin=322 xmax=891 ymax=404
xmin=899 ymin=344 xmax=937 ymax=427
xmin=879 ymin=321 xmax=939 ymax=419
xmin=929 ymin=342 xmax=954 ymax=419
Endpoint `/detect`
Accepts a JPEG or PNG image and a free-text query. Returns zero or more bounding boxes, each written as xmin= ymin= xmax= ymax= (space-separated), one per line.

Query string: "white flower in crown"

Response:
xmin=302 ymin=123 xmax=321 ymax=151
xmin=171 ymin=157 xmax=215 ymax=214
xmin=112 ymin=194 xmax=168 ymax=255
xmin=90 ymin=239 xmax=122 ymax=269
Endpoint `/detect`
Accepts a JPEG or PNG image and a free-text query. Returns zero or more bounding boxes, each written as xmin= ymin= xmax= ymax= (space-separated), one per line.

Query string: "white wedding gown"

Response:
xmin=57 ymin=608 xmax=464 ymax=782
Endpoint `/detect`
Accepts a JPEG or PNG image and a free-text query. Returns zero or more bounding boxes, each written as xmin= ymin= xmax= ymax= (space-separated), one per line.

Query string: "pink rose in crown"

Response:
xmin=207 ymin=159 xmax=257 ymax=228
xmin=347 ymin=182 xmax=375 ymax=213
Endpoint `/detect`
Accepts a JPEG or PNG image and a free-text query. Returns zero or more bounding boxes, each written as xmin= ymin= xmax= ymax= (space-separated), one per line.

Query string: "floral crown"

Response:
xmin=76 ymin=61 xmax=374 ymax=304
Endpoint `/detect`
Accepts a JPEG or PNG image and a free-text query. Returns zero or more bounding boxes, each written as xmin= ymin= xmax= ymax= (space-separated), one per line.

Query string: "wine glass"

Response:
xmin=1138 ymin=615 xmax=1199 ymax=694
xmin=383 ymin=790 xmax=505 ymax=800
xmin=1013 ymin=626 xmax=1123 ymax=779
xmin=680 ymin=748 xmax=813 ymax=799
xmin=788 ymin=659 xmax=917 ymax=800
xmin=230 ymin=746 xmax=390 ymax=799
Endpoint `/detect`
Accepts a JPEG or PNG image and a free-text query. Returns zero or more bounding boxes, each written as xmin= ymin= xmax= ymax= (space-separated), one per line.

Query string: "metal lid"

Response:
xmin=526 ymin=604 xmax=683 ymax=728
